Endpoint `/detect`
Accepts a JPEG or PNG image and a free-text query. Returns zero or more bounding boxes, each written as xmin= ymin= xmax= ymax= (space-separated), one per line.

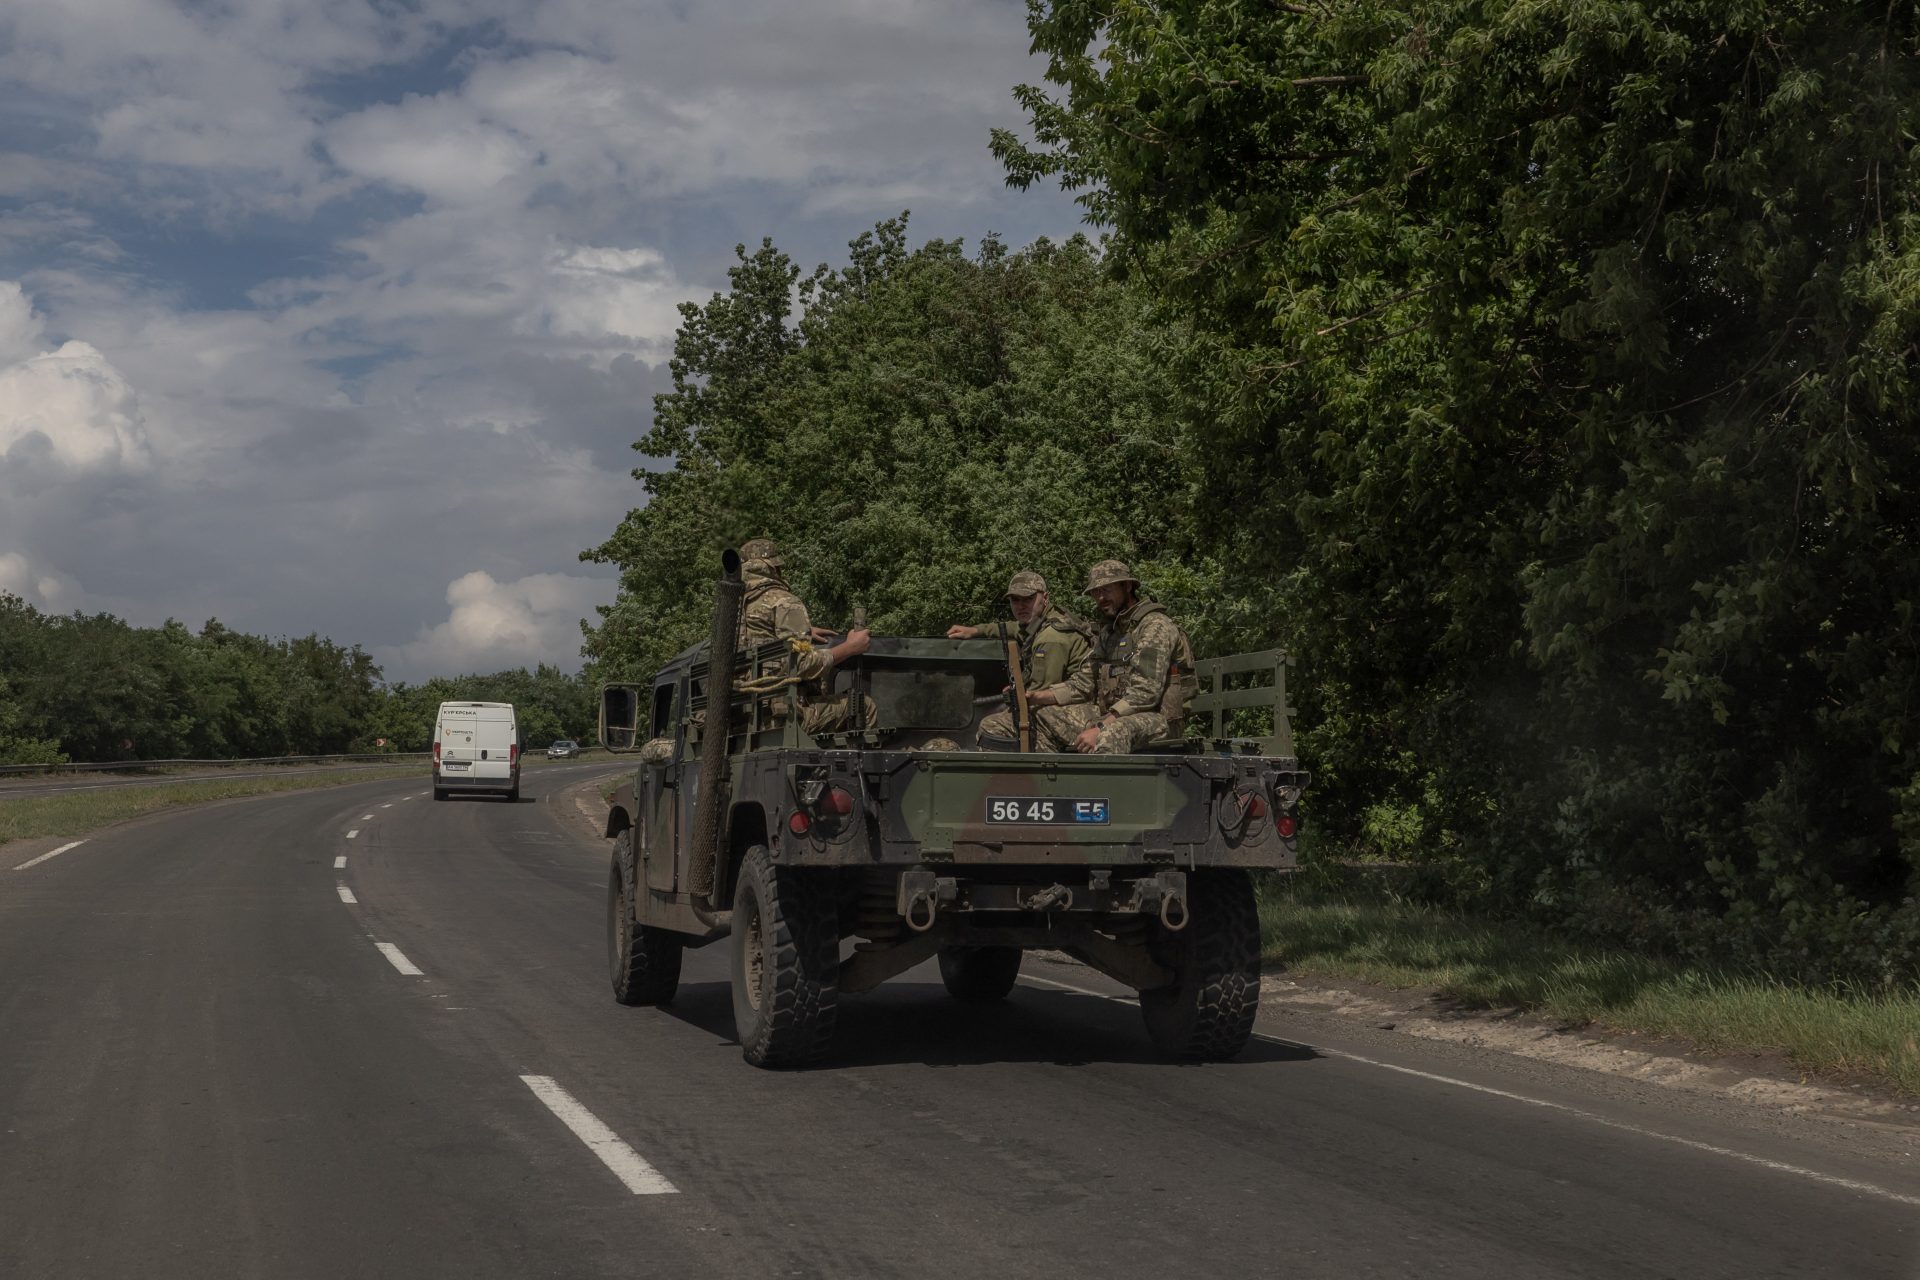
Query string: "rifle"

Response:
xmin=846 ymin=605 xmax=868 ymax=732
xmin=995 ymin=619 xmax=1033 ymax=752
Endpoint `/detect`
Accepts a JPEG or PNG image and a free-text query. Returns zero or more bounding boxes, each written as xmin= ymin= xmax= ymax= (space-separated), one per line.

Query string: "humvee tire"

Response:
xmin=938 ymin=946 xmax=1022 ymax=1001
xmin=1140 ymin=869 xmax=1260 ymax=1061
xmin=608 ymin=830 xmax=682 ymax=1005
xmin=730 ymin=845 xmax=839 ymax=1068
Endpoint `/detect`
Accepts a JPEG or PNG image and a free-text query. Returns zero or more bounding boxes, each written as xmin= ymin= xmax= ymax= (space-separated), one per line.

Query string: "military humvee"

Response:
xmin=598 ymin=551 xmax=1308 ymax=1068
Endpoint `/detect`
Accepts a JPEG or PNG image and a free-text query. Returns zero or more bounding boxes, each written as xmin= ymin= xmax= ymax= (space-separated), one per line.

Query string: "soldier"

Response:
xmin=738 ymin=537 xmax=873 ymax=736
xmin=1024 ymin=560 xmax=1196 ymax=754
xmin=950 ymin=571 xmax=1093 ymax=744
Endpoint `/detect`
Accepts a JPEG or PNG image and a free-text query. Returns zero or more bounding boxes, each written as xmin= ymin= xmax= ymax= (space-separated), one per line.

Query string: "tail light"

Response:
xmin=509 ymin=743 xmax=520 ymax=765
xmin=433 ymin=742 xmax=441 ymax=761
xmin=789 ymin=781 xmax=856 ymax=838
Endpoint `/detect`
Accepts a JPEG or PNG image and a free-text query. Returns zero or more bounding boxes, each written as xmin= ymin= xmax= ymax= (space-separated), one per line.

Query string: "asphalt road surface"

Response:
xmin=3 ymin=766 xmax=1916 ymax=1279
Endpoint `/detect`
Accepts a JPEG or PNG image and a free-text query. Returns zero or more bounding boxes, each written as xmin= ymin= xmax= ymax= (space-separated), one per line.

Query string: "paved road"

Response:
xmin=2 ymin=766 xmax=1915 ymax=1279
xmin=0 ymin=756 xmax=601 ymax=799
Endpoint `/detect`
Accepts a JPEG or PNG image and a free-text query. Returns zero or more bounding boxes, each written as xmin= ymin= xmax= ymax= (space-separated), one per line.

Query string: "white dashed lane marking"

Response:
xmin=12 ymin=840 xmax=86 ymax=871
xmin=520 ymin=1075 xmax=677 ymax=1195
xmin=346 ymin=829 xmax=359 ymax=839
xmin=1018 ymin=974 xmax=1920 ymax=1210
xmin=376 ymin=943 xmax=423 ymax=976
xmin=334 ymin=856 xmax=347 ymax=869
xmin=361 ymin=813 xmax=374 ymax=820
xmin=336 ymin=886 xmax=358 ymax=904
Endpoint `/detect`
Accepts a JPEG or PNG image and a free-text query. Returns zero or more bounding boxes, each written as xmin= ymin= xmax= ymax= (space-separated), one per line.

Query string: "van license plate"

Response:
xmin=985 ymin=798 xmax=1109 ymax=825
xmin=443 ymin=762 xmax=469 ymax=771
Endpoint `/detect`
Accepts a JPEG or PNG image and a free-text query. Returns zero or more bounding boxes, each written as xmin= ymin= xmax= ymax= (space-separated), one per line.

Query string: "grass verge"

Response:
xmin=0 ymin=767 xmax=427 ymax=847
xmin=1259 ymin=879 xmax=1920 ymax=1097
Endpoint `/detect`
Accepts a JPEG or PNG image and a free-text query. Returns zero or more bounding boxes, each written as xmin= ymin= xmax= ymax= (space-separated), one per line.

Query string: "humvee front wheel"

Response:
xmin=1140 ymin=869 xmax=1260 ymax=1061
xmin=608 ymin=830 xmax=681 ymax=1005
xmin=730 ymin=845 xmax=839 ymax=1068
xmin=938 ymin=946 xmax=1022 ymax=1001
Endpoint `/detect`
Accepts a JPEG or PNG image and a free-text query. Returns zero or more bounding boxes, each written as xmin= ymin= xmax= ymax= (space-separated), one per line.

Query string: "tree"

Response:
xmin=999 ymin=0 xmax=1920 ymax=978
xmin=585 ymin=218 xmax=1212 ymax=680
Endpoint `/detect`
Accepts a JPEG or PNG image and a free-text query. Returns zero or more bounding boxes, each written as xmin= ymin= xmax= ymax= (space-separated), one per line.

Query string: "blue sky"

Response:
xmin=0 ymin=0 xmax=1082 ymax=679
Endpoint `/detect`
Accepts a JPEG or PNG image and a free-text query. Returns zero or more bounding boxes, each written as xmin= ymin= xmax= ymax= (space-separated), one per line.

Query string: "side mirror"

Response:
xmin=599 ymin=684 xmax=642 ymax=752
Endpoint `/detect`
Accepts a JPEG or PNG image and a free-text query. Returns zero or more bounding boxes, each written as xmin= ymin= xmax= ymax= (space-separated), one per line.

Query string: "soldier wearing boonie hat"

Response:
xmin=735 ymin=537 xmax=873 ymax=737
xmin=1020 ymin=558 xmax=1196 ymax=755
xmin=948 ymin=570 xmax=1092 ymax=718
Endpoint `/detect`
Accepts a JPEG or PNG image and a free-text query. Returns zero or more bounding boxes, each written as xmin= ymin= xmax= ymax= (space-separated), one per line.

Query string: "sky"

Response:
xmin=0 ymin=0 xmax=1082 ymax=681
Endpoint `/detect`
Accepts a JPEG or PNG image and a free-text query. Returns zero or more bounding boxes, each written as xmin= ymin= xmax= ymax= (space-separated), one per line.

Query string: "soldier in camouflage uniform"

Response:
xmin=738 ymin=537 xmax=874 ymax=737
xmin=1025 ymin=560 xmax=1196 ymax=754
xmin=950 ymin=570 xmax=1093 ymax=744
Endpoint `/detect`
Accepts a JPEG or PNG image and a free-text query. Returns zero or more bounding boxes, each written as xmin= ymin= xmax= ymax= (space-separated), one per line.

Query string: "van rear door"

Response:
xmin=440 ymin=710 xmax=477 ymax=765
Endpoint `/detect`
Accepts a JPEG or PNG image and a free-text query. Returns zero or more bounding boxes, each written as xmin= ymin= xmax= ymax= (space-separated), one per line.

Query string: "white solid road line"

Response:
xmin=337 ymin=886 xmax=358 ymax=904
xmin=334 ymin=856 xmax=347 ymax=869
xmin=375 ymin=942 xmax=423 ymax=976
xmin=346 ymin=829 xmax=359 ymax=839
xmin=11 ymin=840 xmax=86 ymax=871
xmin=519 ymin=1075 xmax=677 ymax=1195
xmin=1017 ymin=974 xmax=1920 ymax=1210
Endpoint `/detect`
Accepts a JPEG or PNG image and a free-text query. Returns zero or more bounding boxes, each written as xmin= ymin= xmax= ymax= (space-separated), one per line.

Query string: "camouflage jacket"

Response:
xmin=1052 ymin=599 xmax=1194 ymax=720
xmin=740 ymin=571 xmax=833 ymax=683
xmin=972 ymin=607 xmax=1092 ymax=694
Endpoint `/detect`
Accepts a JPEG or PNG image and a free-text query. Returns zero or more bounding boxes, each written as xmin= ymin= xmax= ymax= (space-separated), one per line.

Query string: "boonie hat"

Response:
xmin=1083 ymin=559 xmax=1139 ymax=593
xmin=739 ymin=536 xmax=785 ymax=568
xmin=1005 ymin=570 xmax=1048 ymax=598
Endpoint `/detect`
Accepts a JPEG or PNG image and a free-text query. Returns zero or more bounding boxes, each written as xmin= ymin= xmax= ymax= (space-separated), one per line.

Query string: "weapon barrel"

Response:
xmin=687 ymin=548 xmax=743 ymax=900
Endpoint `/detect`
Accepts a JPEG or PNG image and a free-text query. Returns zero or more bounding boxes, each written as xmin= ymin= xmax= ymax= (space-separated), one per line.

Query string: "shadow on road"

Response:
xmin=655 ymin=979 xmax=1319 ymax=1070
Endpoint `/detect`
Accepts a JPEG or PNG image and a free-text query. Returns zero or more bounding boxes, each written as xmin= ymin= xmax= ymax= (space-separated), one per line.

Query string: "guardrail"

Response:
xmin=0 ymin=753 xmax=432 ymax=778
xmin=0 ymin=747 xmax=614 ymax=778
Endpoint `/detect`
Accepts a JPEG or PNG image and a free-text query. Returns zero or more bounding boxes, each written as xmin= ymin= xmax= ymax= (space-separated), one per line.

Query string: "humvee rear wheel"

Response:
xmin=938 ymin=946 xmax=1022 ymax=1001
xmin=1140 ymin=869 xmax=1260 ymax=1061
xmin=608 ymin=831 xmax=681 ymax=1006
xmin=730 ymin=845 xmax=839 ymax=1068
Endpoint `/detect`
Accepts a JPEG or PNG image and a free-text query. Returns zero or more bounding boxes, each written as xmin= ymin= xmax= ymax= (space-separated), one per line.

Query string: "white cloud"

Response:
xmin=0 ymin=0 xmax=1082 ymax=662
xmin=0 ymin=308 xmax=153 ymax=473
xmin=389 ymin=570 xmax=608 ymax=675
xmin=0 ymin=550 xmax=82 ymax=610
xmin=0 ymin=282 xmax=43 ymax=364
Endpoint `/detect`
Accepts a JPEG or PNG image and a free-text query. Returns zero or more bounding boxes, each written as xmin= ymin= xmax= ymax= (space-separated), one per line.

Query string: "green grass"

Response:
xmin=1260 ymin=883 xmax=1920 ymax=1097
xmin=0 ymin=766 xmax=428 ymax=847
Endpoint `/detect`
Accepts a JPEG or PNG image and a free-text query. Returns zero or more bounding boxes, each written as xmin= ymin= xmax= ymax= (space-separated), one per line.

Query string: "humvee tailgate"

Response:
xmin=867 ymin=751 xmax=1239 ymax=863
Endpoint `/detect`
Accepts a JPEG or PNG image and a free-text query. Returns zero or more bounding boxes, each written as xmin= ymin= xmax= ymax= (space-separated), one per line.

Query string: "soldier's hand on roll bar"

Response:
xmin=826 ymin=628 xmax=872 ymax=668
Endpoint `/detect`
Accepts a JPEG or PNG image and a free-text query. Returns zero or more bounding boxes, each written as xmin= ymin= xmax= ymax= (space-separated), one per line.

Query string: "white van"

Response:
xmin=432 ymin=701 xmax=521 ymax=801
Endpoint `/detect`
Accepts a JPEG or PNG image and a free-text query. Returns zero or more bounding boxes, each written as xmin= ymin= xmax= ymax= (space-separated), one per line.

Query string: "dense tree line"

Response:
xmin=0 ymin=594 xmax=595 ymax=764
xmin=588 ymin=2 xmax=1920 ymax=984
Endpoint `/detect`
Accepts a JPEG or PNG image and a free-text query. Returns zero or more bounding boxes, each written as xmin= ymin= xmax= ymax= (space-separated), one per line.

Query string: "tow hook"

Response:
xmin=1135 ymin=871 xmax=1189 ymax=932
xmin=1019 ymin=884 xmax=1074 ymax=912
xmin=897 ymin=869 xmax=958 ymax=933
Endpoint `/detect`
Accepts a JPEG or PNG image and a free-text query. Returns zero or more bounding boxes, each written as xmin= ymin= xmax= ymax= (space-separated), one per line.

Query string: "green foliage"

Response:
xmin=584 ymin=218 xmax=1209 ymax=677
xmin=1000 ymin=0 xmax=1920 ymax=982
xmin=0 ymin=593 xmax=595 ymax=762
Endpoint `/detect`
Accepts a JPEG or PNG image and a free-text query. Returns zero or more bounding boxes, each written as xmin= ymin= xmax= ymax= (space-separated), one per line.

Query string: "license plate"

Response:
xmin=443 ymin=762 xmax=469 ymax=771
xmin=985 ymin=797 xmax=1109 ymax=825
